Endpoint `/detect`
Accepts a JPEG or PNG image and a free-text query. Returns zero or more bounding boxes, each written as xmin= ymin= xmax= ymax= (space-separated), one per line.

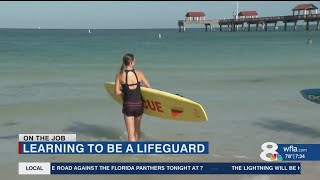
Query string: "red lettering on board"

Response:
xmin=142 ymin=99 xmax=163 ymax=113
xmin=147 ymin=100 xmax=156 ymax=111
xmin=143 ymin=99 xmax=148 ymax=109
xmin=155 ymin=101 xmax=164 ymax=112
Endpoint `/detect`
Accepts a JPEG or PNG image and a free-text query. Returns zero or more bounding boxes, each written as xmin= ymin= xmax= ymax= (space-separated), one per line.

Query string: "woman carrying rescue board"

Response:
xmin=114 ymin=53 xmax=151 ymax=142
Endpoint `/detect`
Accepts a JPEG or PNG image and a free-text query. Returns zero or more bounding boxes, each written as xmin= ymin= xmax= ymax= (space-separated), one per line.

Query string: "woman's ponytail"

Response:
xmin=120 ymin=53 xmax=134 ymax=74
xmin=119 ymin=64 xmax=124 ymax=74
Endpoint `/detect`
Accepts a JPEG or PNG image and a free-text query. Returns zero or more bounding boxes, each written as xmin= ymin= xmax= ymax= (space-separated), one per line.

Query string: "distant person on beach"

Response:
xmin=114 ymin=53 xmax=150 ymax=142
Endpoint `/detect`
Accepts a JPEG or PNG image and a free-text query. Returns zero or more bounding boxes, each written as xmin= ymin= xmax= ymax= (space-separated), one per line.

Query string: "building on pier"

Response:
xmin=185 ymin=12 xmax=206 ymax=22
xmin=178 ymin=11 xmax=218 ymax=32
xmin=238 ymin=11 xmax=258 ymax=19
xmin=292 ymin=4 xmax=318 ymax=16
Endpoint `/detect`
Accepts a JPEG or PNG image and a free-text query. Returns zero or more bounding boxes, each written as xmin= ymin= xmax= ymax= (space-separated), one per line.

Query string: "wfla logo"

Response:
xmin=260 ymin=142 xmax=283 ymax=161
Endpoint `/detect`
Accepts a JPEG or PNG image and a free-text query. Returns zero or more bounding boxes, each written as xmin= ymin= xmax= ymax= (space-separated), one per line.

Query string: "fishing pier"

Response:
xmin=178 ymin=19 xmax=219 ymax=32
xmin=218 ymin=14 xmax=320 ymax=31
xmin=178 ymin=12 xmax=219 ymax=32
xmin=178 ymin=3 xmax=320 ymax=32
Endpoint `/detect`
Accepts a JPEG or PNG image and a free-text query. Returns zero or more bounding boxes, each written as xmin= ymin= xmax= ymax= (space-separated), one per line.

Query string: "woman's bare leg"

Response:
xmin=134 ymin=115 xmax=142 ymax=141
xmin=124 ymin=114 xmax=136 ymax=142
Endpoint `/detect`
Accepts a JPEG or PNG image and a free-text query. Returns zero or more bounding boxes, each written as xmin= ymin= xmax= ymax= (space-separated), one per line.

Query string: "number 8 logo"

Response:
xmin=260 ymin=142 xmax=278 ymax=161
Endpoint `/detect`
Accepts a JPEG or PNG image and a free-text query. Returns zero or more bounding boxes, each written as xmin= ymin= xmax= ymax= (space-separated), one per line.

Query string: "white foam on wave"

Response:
xmin=233 ymin=155 xmax=251 ymax=159
xmin=242 ymin=175 xmax=270 ymax=180
xmin=213 ymin=154 xmax=224 ymax=158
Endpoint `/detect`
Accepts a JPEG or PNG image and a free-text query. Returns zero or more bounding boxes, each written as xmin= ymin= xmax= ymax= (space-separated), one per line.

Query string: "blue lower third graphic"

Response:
xmin=278 ymin=144 xmax=320 ymax=161
xmin=19 ymin=142 xmax=208 ymax=154
xmin=49 ymin=162 xmax=301 ymax=174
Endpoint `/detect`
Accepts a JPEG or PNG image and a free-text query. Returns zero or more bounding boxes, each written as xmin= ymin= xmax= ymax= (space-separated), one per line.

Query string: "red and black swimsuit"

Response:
xmin=121 ymin=69 xmax=144 ymax=117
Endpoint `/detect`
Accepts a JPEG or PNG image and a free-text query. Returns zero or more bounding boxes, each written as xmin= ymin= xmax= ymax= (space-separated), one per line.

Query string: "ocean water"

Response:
xmin=0 ymin=27 xmax=319 ymax=165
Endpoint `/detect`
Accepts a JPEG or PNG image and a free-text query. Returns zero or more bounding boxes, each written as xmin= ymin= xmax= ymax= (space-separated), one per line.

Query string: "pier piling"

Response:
xmin=284 ymin=22 xmax=287 ymax=31
xmin=265 ymin=23 xmax=267 ymax=31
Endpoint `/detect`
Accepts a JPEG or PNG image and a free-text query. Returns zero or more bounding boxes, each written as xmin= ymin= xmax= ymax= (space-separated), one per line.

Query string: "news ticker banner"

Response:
xmin=18 ymin=162 xmax=301 ymax=175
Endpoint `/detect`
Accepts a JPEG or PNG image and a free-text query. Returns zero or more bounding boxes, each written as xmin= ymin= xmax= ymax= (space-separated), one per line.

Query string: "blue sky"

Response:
xmin=0 ymin=1 xmax=318 ymax=29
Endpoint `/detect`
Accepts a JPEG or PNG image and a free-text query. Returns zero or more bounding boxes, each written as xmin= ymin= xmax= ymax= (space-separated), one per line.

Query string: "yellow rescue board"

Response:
xmin=104 ymin=82 xmax=208 ymax=122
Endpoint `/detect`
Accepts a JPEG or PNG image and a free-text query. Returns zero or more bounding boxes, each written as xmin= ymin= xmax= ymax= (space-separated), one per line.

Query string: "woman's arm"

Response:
xmin=114 ymin=73 xmax=123 ymax=95
xmin=139 ymin=71 xmax=151 ymax=88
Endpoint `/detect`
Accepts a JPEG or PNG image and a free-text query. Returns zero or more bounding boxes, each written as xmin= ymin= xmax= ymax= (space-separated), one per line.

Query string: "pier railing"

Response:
xmin=178 ymin=19 xmax=219 ymax=25
xmin=218 ymin=14 xmax=320 ymax=24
